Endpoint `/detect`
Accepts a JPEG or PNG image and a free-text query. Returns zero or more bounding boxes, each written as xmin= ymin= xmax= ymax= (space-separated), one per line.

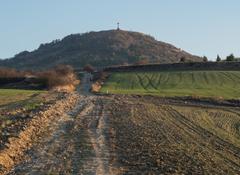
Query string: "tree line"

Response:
xmin=180 ymin=53 xmax=239 ymax=63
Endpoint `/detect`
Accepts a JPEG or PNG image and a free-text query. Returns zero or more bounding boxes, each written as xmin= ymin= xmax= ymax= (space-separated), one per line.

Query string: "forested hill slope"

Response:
xmin=0 ymin=30 xmax=202 ymax=70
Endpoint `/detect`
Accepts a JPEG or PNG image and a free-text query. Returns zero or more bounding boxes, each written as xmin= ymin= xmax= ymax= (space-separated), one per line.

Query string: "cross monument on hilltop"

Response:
xmin=117 ymin=22 xmax=120 ymax=30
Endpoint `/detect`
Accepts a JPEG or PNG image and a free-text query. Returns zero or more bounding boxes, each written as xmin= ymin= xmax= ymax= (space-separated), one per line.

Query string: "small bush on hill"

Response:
xmin=180 ymin=57 xmax=186 ymax=63
xmin=38 ymin=65 xmax=80 ymax=91
xmin=83 ymin=64 xmax=95 ymax=73
xmin=203 ymin=56 xmax=208 ymax=62
xmin=91 ymin=71 xmax=109 ymax=93
xmin=135 ymin=58 xmax=149 ymax=65
xmin=226 ymin=54 xmax=235 ymax=62
xmin=216 ymin=55 xmax=221 ymax=62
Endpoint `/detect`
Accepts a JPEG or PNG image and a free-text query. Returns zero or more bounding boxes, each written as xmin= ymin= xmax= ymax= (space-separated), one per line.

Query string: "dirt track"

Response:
xmin=2 ymin=73 xmax=240 ymax=174
xmin=4 ymin=73 xmax=119 ymax=175
xmin=9 ymin=96 xmax=119 ymax=174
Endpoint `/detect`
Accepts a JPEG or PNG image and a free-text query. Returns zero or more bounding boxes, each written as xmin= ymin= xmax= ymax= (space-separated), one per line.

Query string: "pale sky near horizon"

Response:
xmin=0 ymin=0 xmax=239 ymax=60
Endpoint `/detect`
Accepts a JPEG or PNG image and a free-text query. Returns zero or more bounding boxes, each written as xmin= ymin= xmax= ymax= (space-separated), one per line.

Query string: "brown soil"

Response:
xmin=6 ymin=96 xmax=121 ymax=175
xmin=0 ymin=92 xmax=79 ymax=174
xmin=107 ymin=95 xmax=240 ymax=174
xmin=1 ymin=73 xmax=240 ymax=174
xmin=1 ymin=73 xmax=121 ymax=175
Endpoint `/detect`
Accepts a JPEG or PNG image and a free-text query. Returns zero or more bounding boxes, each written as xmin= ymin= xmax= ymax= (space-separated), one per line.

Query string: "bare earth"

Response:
xmin=7 ymin=73 xmax=120 ymax=175
xmin=2 ymin=73 xmax=240 ymax=174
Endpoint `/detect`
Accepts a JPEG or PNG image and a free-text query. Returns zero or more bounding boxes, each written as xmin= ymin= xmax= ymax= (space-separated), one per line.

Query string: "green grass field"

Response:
xmin=101 ymin=71 xmax=240 ymax=99
xmin=0 ymin=89 xmax=43 ymax=106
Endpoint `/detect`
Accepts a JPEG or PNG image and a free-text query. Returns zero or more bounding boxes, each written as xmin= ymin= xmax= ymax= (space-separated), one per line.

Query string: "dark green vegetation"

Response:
xmin=108 ymin=96 xmax=240 ymax=174
xmin=101 ymin=71 xmax=240 ymax=99
xmin=0 ymin=30 xmax=201 ymax=70
xmin=226 ymin=54 xmax=236 ymax=62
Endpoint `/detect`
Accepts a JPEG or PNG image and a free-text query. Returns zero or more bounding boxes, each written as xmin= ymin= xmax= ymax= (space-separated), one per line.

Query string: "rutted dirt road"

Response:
xmin=6 ymin=73 xmax=120 ymax=174
xmin=2 ymin=73 xmax=240 ymax=174
xmin=10 ymin=96 xmax=118 ymax=174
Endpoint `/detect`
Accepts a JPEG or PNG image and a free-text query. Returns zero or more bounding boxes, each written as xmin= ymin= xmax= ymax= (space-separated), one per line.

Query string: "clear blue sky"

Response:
xmin=0 ymin=0 xmax=239 ymax=60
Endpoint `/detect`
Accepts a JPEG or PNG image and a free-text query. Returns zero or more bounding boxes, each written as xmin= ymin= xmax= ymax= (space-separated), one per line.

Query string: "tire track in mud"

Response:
xmin=8 ymin=96 xmax=119 ymax=175
xmin=203 ymin=72 xmax=210 ymax=85
xmin=163 ymin=106 xmax=240 ymax=171
xmin=79 ymin=98 xmax=111 ymax=174
xmin=109 ymin=96 xmax=240 ymax=174
xmin=8 ymin=96 xmax=93 ymax=174
xmin=136 ymin=73 xmax=148 ymax=90
xmin=221 ymin=72 xmax=240 ymax=88
xmin=145 ymin=74 xmax=158 ymax=90
xmin=166 ymin=106 xmax=240 ymax=153
xmin=156 ymin=73 xmax=163 ymax=87
xmin=2 ymin=73 xmax=121 ymax=174
xmin=75 ymin=97 xmax=120 ymax=175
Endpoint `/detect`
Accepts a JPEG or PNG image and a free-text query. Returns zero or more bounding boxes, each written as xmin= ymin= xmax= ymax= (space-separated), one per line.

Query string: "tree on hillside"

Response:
xmin=136 ymin=58 xmax=149 ymax=65
xmin=203 ymin=56 xmax=208 ymax=62
xmin=83 ymin=64 xmax=95 ymax=73
xmin=226 ymin=54 xmax=235 ymax=62
xmin=122 ymin=62 xmax=129 ymax=66
xmin=180 ymin=57 xmax=186 ymax=63
xmin=216 ymin=55 xmax=221 ymax=62
xmin=0 ymin=67 xmax=26 ymax=78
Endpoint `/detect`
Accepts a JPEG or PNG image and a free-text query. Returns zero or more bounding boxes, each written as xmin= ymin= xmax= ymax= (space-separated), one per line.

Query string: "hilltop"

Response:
xmin=0 ymin=29 xmax=202 ymax=70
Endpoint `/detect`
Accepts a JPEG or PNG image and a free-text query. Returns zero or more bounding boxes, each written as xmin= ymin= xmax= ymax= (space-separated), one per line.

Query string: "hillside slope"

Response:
xmin=0 ymin=30 xmax=202 ymax=70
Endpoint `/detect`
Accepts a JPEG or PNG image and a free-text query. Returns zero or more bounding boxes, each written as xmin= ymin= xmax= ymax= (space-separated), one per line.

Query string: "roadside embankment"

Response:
xmin=0 ymin=92 xmax=80 ymax=174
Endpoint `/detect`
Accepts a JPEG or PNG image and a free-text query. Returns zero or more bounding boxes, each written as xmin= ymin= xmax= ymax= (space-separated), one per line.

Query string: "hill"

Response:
xmin=0 ymin=29 xmax=202 ymax=70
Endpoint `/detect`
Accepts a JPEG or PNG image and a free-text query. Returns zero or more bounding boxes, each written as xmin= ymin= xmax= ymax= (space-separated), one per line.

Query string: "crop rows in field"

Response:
xmin=108 ymin=96 xmax=240 ymax=174
xmin=101 ymin=71 xmax=240 ymax=98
